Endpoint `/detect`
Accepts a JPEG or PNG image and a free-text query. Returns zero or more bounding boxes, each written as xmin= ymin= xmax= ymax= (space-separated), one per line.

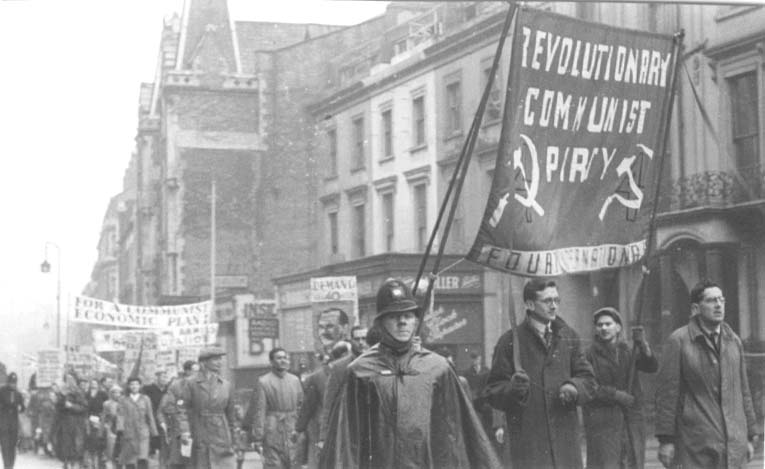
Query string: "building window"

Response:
xmin=381 ymin=108 xmax=393 ymax=158
xmin=327 ymin=128 xmax=338 ymax=177
xmin=482 ymin=60 xmax=503 ymax=122
xmin=728 ymin=71 xmax=760 ymax=172
xmin=446 ymin=80 xmax=462 ymax=135
xmin=352 ymin=116 xmax=365 ymax=170
xmin=352 ymin=204 xmax=366 ymax=258
xmin=412 ymin=95 xmax=426 ymax=147
xmin=394 ymin=39 xmax=408 ymax=56
xmin=382 ymin=192 xmax=395 ymax=252
xmin=328 ymin=211 xmax=339 ymax=255
xmin=413 ymin=184 xmax=428 ymax=252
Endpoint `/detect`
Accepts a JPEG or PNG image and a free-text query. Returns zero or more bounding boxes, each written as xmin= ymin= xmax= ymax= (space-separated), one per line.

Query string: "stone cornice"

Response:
xmin=373 ymin=175 xmax=398 ymax=192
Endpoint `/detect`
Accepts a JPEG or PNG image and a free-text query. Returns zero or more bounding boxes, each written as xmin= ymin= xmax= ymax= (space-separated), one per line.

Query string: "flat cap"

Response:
xmin=198 ymin=346 xmax=226 ymax=361
xmin=592 ymin=306 xmax=623 ymax=326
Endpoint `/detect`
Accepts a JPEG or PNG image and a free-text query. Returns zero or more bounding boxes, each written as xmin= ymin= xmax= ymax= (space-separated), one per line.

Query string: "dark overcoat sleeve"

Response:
xmin=483 ymin=331 xmax=528 ymax=411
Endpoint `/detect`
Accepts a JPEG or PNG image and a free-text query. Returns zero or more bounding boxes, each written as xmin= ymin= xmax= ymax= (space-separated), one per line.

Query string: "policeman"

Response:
xmin=321 ymin=278 xmax=500 ymax=468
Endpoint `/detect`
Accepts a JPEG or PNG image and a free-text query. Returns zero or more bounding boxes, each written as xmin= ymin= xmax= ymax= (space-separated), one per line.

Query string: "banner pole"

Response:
xmin=209 ymin=176 xmax=216 ymax=346
xmin=627 ymin=30 xmax=684 ymax=393
xmin=414 ymin=4 xmax=517 ymax=336
xmin=413 ymin=3 xmax=516 ymax=301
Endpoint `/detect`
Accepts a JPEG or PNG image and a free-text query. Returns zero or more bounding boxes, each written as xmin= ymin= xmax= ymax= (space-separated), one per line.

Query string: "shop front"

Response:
xmin=274 ymin=253 xmax=489 ymax=373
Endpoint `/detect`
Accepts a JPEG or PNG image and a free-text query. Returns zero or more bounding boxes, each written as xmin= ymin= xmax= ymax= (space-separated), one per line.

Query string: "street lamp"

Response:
xmin=40 ymin=242 xmax=61 ymax=348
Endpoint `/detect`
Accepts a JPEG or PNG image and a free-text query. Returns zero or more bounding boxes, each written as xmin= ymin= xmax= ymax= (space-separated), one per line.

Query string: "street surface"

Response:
xmin=13 ymin=445 xmax=762 ymax=468
xmin=15 ymin=451 xmax=266 ymax=469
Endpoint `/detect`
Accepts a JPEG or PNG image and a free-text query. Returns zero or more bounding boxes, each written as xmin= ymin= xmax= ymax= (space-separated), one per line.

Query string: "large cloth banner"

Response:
xmin=468 ymin=8 xmax=676 ymax=276
xmin=92 ymin=325 xmax=219 ymax=352
xmin=71 ymin=296 xmax=212 ymax=328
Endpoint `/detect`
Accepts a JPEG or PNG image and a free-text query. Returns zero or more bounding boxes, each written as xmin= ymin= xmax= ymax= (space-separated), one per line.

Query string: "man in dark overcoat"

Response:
xmin=484 ymin=278 xmax=595 ymax=469
xmin=583 ymin=307 xmax=657 ymax=468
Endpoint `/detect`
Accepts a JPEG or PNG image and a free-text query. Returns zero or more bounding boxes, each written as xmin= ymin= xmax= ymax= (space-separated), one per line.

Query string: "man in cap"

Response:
xmin=0 ymin=372 xmax=25 ymax=469
xmin=583 ymin=307 xmax=657 ymax=469
xmin=321 ymin=278 xmax=501 ymax=468
xmin=177 ymin=346 xmax=238 ymax=469
xmin=251 ymin=347 xmax=303 ymax=469
xmin=655 ymin=280 xmax=759 ymax=468
xmin=483 ymin=278 xmax=595 ymax=469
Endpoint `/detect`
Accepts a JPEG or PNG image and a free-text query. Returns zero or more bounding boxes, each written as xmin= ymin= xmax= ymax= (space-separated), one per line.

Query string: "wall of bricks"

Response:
xmin=257 ymin=17 xmax=393 ymax=291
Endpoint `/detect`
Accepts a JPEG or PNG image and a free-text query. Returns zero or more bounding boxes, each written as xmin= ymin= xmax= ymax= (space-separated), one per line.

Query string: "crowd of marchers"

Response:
xmin=0 ymin=277 xmax=760 ymax=469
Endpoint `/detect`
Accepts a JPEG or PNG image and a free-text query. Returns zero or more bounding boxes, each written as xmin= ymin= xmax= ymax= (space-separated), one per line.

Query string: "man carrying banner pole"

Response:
xmin=484 ymin=278 xmax=595 ymax=468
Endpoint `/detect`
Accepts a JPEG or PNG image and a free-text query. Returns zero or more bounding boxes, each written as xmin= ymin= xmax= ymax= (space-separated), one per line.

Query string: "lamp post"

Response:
xmin=40 ymin=241 xmax=61 ymax=348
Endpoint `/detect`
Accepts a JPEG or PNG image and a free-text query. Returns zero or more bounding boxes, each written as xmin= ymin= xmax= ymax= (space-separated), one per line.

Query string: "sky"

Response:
xmin=0 ymin=0 xmax=388 ymax=371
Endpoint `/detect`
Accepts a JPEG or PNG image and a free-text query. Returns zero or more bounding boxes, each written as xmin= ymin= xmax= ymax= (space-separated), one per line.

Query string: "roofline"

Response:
xmin=307 ymin=9 xmax=507 ymax=115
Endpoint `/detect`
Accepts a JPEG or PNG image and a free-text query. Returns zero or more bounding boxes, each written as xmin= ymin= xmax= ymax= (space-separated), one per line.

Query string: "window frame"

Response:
xmin=413 ymin=183 xmax=428 ymax=252
xmin=380 ymin=104 xmax=394 ymax=160
xmin=351 ymin=115 xmax=366 ymax=171
xmin=382 ymin=191 xmax=395 ymax=252
xmin=445 ymin=77 xmax=463 ymax=137
xmin=411 ymin=88 xmax=427 ymax=150
xmin=352 ymin=203 xmax=366 ymax=258
xmin=327 ymin=127 xmax=338 ymax=178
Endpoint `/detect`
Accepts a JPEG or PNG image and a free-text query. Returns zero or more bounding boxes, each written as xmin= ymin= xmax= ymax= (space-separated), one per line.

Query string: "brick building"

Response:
xmin=85 ymin=1 xmax=764 ymax=399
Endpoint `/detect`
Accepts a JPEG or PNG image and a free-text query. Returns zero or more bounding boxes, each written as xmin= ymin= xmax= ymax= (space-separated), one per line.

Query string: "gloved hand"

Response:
xmin=658 ymin=442 xmax=675 ymax=468
xmin=558 ymin=383 xmax=578 ymax=405
xmin=494 ymin=427 xmax=505 ymax=444
xmin=613 ymin=390 xmax=635 ymax=407
xmin=508 ymin=371 xmax=530 ymax=398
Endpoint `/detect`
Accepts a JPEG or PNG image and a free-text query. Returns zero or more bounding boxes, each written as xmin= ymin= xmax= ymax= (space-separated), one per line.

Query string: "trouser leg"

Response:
xmin=0 ymin=430 xmax=18 ymax=469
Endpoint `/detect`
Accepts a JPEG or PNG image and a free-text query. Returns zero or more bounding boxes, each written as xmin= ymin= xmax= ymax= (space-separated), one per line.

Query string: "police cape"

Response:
xmin=320 ymin=344 xmax=501 ymax=469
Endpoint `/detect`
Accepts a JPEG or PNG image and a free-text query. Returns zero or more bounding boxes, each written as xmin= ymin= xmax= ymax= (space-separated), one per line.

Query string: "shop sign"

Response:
xmin=421 ymin=301 xmax=483 ymax=345
xmin=310 ymin=276 xmax=357 ymax=302
xmin=215 ymin=275 xmax=248 ymax=289
xmin=235 ymin=295 xmax=279 ymax=367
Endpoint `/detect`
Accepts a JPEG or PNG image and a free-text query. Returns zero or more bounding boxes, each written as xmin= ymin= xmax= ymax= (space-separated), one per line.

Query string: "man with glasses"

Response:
xmin=655 ymin=280 xmax=758 ymax=468
xmin=483 ymin=278 xmax=595 ymax=468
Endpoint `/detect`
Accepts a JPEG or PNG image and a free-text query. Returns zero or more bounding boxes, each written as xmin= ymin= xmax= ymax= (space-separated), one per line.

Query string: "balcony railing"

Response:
xmin=662 ymin=163 xmax=765 ymax=211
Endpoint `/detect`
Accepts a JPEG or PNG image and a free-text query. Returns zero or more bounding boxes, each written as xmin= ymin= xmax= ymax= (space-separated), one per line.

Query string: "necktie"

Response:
xmin=710 ymin=332 xmax=719 ymax=353
xmin=544 ymin=326 xmax=552 ymax=348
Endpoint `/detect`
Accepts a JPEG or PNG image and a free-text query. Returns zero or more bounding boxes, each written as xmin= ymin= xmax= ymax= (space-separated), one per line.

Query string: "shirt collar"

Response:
xmin=527 ymin=315 xmax=551 ymax=336
xmin=690 ymin=315 xmax=726 ymax=343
